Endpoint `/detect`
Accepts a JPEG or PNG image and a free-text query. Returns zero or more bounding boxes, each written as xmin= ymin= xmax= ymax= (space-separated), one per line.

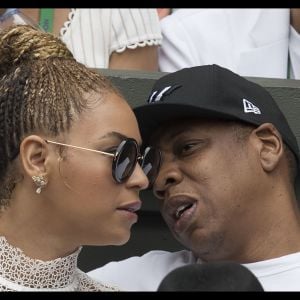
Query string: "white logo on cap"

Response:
xmin=148 ymin=86 xmax=172 ymax=103
xmin=243 ymin=99 xmax=261 ymax=114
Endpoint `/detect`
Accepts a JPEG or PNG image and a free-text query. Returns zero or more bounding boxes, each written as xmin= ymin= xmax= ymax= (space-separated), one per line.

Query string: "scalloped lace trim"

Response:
xmin=115 ymin=39 xmax=162 ymax=53
xmin=60 ymin=8 xmax=76 ymax=37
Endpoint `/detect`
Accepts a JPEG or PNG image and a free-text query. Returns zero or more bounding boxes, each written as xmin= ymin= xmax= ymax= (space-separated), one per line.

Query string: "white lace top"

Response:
xmin=0 ymin=236 xmax=118 ymax=291
xmin=60 ymin=9 xmax=162 ymax=68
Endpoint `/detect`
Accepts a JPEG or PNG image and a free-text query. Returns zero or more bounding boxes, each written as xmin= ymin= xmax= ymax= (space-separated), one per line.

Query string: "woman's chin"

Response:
xmin=111 ymin=232 xmax=131 ymax=246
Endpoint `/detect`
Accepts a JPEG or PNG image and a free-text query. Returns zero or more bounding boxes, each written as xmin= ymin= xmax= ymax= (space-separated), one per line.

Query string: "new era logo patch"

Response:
xmin=243 ymin=99 xmax=261 ymax=114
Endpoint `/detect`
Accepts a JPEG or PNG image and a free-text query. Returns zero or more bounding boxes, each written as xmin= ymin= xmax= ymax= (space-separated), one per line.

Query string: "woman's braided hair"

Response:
xmin=0 ymin=25 xmax=116 ymax=202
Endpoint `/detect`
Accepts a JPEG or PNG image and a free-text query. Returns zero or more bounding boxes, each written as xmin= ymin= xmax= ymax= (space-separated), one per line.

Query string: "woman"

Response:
xmin=0 ymin=8 xmax=162 ymax=70
xmin=0 ymin=25 xmax=161 ymax=291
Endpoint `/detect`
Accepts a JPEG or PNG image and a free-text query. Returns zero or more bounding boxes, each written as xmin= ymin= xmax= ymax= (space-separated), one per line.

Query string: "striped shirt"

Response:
xmin=60 ymin=8 xmax=162 ymax=68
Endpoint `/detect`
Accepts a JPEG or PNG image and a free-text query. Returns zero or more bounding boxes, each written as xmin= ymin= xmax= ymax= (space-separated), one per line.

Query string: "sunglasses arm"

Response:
xmin=44 ymin=139 xmax=115 ymax=157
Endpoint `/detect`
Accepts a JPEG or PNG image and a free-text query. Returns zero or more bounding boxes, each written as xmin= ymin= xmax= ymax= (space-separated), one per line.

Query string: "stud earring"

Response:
xmin=32 ymin=175 xmax=48 ymax=194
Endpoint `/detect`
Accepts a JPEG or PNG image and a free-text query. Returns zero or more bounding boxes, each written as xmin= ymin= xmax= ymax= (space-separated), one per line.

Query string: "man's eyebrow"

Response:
xmin=169 ymin=127 xmax=189 ymax=139
xmin=150 ymin=127 xmax=186 ymax=146
xmin=159 ymin=127 xmax=189 ymax=141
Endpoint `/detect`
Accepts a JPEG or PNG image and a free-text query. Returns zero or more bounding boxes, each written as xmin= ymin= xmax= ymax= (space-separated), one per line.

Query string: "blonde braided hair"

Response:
xmin=0 ymin=25 xmax=118 ymax=202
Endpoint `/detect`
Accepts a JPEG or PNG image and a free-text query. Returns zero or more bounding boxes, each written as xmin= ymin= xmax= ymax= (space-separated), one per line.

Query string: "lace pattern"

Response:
xmin=0 ymin=236 xmax=118 ymax=291
xmin=115 ymin=39 xmax=162 ymax=53
xmin=60 ymin=8 xmax=76 ymax=37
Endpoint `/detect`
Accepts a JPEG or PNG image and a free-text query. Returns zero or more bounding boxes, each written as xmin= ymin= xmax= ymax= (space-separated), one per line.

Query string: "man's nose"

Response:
xmin=153 ymin=154 xmax=183 ymax=199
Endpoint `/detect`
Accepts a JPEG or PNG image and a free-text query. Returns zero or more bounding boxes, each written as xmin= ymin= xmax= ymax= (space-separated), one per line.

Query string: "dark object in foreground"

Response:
xmin=157 ymin=261 xmax=264 ymax=291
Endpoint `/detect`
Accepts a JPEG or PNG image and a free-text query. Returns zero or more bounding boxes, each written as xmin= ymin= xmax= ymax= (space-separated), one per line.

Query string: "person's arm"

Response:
xmin=109 ymin=45 xmax=159 ymax=71
xmin=108 ymin=9 xmax=162 ymax=71
xmin=291 ymin=9 xmax=300 ymax=33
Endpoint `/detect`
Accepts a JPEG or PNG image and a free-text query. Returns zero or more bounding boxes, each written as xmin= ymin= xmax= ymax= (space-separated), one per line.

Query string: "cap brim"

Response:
xmin=134 ymin=103 xmax=243 ymax=145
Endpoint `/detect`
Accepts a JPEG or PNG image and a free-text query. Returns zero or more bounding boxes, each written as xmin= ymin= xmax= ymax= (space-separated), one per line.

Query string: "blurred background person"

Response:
xmin=158 ymin=8 xmax=300 ymax=79
xmin=0 ymin=8 xmax=162 ymax=71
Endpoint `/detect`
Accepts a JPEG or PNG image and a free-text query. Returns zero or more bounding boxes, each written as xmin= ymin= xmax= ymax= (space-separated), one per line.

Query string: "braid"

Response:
xmin=0 ymin=25 xmax=118 ymax=201
xmin=0 ymin=25 xmax=73 ymax=76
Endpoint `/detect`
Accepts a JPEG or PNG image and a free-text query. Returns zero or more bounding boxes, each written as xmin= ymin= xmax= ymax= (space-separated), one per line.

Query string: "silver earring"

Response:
xmin=32 ymin=175 xmax=48 ymax=194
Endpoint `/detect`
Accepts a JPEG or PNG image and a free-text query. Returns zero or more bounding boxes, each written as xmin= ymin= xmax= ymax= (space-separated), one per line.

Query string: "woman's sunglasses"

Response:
xmin=45 ymin=138 xmax=161 ymax=187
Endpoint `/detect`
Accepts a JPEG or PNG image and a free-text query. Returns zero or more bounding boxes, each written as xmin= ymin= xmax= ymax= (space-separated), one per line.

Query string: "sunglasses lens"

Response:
xmin=113 ymin=139 xmax=138 ymax=183
xmin=141 ymin=147 xmax=161 ymax=187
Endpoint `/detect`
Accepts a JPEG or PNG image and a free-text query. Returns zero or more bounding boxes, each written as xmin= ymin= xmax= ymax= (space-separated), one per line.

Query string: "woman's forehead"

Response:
xmin=70 ymin=93 xmax=142 ymax=143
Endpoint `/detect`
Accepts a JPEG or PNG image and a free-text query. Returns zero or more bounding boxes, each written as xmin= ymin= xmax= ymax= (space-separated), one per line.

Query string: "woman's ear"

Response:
xmin=19 ymin=135 xmax=49 ymax=177
xmin=253 ymin=123 xmax=284 ymax=172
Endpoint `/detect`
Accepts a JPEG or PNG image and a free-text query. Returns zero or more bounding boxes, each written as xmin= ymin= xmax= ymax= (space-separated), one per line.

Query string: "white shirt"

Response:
xmin=60 ymin=9 xmax=162 ymax=68
xmin=244 ymin=252 xmax=300 ymax=291
xmin=88 ymin=250 xmax=300 ymax=291
xmin=159 ymin=9 xmax=300 ymax=79
xmin=88 ymin=250 xmax=195 ymax=291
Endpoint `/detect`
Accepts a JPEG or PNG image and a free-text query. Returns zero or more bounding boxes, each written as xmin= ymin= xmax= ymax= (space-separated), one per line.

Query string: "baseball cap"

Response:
xmin=133 ymin=64 xmax=300 ymax=167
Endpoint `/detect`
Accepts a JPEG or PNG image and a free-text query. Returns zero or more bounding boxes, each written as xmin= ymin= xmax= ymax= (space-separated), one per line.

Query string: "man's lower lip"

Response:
xmin=173 ymin=203 xmax=197 ymax=233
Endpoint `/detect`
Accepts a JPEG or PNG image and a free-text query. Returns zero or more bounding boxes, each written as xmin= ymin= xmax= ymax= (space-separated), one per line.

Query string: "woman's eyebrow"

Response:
xmin=99 ymin=132 xmax=142 ymax=147
xmin=98 ymin=131 xmax=128 ymax=141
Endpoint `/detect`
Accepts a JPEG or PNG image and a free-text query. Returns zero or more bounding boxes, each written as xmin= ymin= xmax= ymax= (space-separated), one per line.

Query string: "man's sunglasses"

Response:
xmin=45 ymin=138 xmax=161 ymax=187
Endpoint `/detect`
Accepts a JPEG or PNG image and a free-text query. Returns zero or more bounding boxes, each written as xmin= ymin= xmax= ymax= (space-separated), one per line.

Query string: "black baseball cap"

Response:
xmin=134 ymin=64 xmax=300 ymax=168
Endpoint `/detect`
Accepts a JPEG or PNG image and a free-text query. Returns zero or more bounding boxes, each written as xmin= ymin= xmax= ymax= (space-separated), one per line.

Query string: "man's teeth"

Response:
xmin=175 ymin=204 xmax=192 ymax=219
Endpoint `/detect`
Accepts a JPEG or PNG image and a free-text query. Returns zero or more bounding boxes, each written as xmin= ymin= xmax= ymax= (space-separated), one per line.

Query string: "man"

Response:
xmin=158 ymin=9 xmax=300 ymax=79
xmin=88 ymin=65 xmax=300 ymax=291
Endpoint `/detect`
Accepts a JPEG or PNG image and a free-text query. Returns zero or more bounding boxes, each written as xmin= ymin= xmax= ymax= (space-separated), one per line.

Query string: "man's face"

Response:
xmin=151 ymin=119 xmax=265 ymax=261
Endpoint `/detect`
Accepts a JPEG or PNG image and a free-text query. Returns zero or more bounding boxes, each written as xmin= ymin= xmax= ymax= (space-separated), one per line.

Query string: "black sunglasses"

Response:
xmin=45 ymin=138 xmax=161 ymax=186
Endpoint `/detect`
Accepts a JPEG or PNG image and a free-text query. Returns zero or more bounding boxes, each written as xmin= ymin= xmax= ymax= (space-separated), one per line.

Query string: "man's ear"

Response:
xmin=19 ymin=135 xmax=50 ymax=177
xmin=252 ymin=123 xmax=284 ymax=172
